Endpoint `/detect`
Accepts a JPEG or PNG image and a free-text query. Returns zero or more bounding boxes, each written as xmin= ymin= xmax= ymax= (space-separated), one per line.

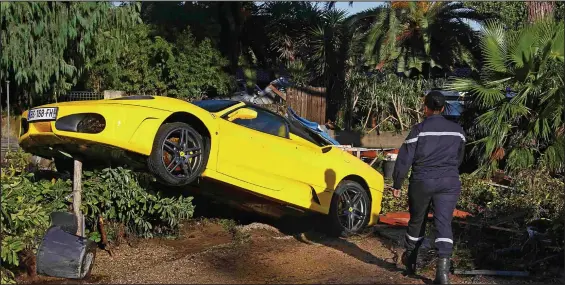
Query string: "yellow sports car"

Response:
xmin=18 ymin=96 xmax=384 ymax=236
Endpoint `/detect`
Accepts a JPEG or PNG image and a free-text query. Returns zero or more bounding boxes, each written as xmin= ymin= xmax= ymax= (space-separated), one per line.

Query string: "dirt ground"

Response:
xmin=18 ymin=217 xmax=551 ymax=285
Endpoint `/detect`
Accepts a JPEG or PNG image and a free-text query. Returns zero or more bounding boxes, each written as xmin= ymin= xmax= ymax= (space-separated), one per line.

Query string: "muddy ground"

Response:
xmin=17 ymin=210 xmax=558 ymax=285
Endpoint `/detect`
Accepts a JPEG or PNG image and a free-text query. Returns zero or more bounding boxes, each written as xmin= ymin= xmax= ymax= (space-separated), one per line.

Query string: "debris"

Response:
xmin=527 ymin=254 xmax=561 ymax=267
xmin=453 ymin=269 xmax=530 ymax=277
xmin=486 ymin=182 xmax=515 ymax=190
xmin=98 ymin=216 xmax=114 ymax=257
xmin=489 ymin=211 xmax=527 ymax=226
xmin=452 ymin=220 xmax=523 ymax=234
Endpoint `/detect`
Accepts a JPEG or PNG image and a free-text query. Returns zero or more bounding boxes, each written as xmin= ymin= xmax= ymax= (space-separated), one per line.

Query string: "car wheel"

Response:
xmin=148 ymin=122 xmax=210 ymax=186
xmin=328 ymin=180 xmax=371 ymax=238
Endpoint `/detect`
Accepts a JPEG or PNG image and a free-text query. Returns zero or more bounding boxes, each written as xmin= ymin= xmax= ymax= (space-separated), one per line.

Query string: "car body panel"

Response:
xmin=19 ymin=96 xmax=384 ymax=225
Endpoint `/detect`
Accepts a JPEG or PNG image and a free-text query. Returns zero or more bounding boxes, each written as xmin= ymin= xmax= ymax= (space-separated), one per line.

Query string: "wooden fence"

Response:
xmin=285 ymin=86 xmax=326 ymax=124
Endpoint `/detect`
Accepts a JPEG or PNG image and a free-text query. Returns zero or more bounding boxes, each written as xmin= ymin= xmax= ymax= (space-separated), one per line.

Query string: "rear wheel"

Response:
xmin=328 ymin=180 xmax=371 ymax=237
xmin=148 ymin=122 xmax=210 ymax=186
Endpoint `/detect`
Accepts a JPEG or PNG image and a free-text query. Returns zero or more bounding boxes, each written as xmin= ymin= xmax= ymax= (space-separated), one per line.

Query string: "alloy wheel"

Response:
xmin=337 ymin=187 xmax=368 ymax=232
xmin=161 ymin=128 xmax=203 ymax=178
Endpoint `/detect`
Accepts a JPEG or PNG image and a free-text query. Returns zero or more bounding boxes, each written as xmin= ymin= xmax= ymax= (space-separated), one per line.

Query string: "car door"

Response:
xmin=216 ymin=105 xmax=293 ymax=191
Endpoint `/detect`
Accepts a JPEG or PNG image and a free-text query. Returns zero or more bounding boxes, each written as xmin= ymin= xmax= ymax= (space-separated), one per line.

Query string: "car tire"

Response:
xmin=327 ymin=180 xmax=371 ymax=238
xmin=148 ymin=122 xmax=210 ymax=186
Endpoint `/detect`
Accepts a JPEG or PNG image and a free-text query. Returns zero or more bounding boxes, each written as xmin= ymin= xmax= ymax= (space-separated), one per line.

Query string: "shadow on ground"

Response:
xmin=178 ymin=179 xmax=437 ymax=283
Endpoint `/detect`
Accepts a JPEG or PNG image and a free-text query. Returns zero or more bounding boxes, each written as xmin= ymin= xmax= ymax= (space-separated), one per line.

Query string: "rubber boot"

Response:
xmin=401 ymin=249 xmax=418 ymax=276
xmin=433 ymin=257 xmax=450 ymax=284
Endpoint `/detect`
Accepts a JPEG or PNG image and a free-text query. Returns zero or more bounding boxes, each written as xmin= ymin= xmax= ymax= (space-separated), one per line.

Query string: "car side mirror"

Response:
xmin=227 ymin=108 xmax=258 ymax=122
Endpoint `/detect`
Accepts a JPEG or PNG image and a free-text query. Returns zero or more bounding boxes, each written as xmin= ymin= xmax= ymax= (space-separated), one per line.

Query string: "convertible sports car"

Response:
xmin=18 ymin=96 xmax=384 ymax=236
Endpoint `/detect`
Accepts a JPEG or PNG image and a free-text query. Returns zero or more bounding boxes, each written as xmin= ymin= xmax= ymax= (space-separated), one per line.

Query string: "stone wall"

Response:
xmin=328 ymin=130 xmax=409 ymax=148
xmin=103 ymin=90 xmax=125 ymax=99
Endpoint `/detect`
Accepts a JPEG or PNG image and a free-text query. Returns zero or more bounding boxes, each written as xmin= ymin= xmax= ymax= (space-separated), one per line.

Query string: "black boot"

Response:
xmin=434 ymin=257 xmax=450 ymax=284
xmin=401 ymin=249 xmax=418 ymax=275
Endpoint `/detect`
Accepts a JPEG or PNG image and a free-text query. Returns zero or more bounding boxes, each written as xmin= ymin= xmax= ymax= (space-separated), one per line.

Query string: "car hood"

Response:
xmin=33 ymin=95 xmax=204 ymax=113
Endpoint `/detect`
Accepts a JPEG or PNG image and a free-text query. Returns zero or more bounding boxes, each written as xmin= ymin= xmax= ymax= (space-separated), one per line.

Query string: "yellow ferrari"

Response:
xmin=18 ymin=96 xmax=384 ymax=236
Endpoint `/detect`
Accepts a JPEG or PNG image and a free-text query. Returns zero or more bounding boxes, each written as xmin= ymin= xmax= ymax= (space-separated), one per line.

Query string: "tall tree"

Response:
xmin=356 ymin=1 xmax=489 ymax=78
xmin=85 ymin=24 xmax=233 ymax=100
xmin=463 ymin=1 xmax=527 ymax=30
xmin=0 ymin=2 xmax=140 ymax=108
xmin=448 ymin=20 xmax=564 ymax=175
xmin=527 ymin=1 xmax=556 ymax=22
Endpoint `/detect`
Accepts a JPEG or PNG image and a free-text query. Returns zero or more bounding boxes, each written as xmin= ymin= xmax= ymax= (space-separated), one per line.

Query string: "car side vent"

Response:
xmin=55 ymin=113 xmax=106 ymax=134
xmin=310 ymin=186 xmax=321 ymax=205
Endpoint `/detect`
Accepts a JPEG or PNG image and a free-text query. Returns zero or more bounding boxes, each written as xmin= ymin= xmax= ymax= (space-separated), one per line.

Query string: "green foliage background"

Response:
xmin=0 ymin=151 xmax=194 ymax=283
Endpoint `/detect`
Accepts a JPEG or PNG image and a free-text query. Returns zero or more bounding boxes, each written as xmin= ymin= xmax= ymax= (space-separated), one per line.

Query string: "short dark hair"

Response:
xmin=424 ymin=90 xmax=446 ymax=111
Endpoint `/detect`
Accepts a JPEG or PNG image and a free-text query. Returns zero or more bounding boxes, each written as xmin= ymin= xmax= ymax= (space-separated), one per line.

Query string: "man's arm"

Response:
xmin=392 ymin=126 xmax=420 ymax=190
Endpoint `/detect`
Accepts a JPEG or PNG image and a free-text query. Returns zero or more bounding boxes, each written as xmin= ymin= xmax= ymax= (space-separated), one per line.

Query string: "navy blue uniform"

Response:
xmin=392 ymin=114 xmax=466 ymax=258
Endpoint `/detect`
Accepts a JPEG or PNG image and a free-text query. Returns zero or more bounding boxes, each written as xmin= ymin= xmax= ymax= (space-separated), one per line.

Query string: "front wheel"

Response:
xmin=148 ymin=122 xmax=210 ymax=186
xmin=327 ymin=180 xmax=371 ymax=238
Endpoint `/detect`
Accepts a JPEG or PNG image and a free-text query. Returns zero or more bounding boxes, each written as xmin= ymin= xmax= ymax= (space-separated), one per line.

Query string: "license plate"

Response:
xmin=27 ymin=107 xmax=59 ymax=122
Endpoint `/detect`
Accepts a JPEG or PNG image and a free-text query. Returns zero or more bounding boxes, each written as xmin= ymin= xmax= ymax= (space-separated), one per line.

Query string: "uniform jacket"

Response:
xmin=392 ymin=114 xmax=466 ymax=189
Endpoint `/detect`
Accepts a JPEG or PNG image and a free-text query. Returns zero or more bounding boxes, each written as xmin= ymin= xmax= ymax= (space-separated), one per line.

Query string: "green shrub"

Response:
xmin=380 ymin=180 xmax=409 ymax=214
xmin=81 ymin=167 xmax=195 ymax=238
xmin=456 ymin=170 xmax=564 ymax=270
xmin=460 ymin=170 xmax=564 ymax=225
xmin=1 ymin=157 xmax=195 ymax=283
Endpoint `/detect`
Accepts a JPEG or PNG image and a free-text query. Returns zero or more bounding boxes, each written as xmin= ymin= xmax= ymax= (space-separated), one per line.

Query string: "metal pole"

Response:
xmin=6 ymin=80 xmax=9 ymax=152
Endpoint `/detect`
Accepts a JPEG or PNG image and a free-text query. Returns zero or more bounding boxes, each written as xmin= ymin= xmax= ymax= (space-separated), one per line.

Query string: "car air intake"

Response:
xmin=55 ymin=113 xmax=106 ymax=134
xmin=20 ymin=118 xmax=29 ymax=136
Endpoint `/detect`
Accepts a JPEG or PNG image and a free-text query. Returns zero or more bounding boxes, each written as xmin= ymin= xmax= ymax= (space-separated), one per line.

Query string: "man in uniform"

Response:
xmin=390 ymin=90 xmax=466 ymax=284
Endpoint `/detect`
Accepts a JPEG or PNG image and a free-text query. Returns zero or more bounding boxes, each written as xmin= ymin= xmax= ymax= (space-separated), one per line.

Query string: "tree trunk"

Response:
xmin=527 ymin=1 xmax=555 ymax=23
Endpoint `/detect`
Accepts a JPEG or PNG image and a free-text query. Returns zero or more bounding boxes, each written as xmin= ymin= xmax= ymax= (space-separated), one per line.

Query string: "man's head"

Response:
xmin=423 ymin=90 xmax=446 ymax=117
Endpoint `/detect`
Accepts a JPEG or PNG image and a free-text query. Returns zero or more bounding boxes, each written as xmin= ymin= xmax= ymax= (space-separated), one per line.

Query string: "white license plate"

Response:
xmin=27 ymin=107 xmax=59 ymax=122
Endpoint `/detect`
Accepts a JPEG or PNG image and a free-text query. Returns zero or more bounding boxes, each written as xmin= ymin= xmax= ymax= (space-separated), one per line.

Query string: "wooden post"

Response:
xmin=72 ymin=159 xmax=84 ymax=237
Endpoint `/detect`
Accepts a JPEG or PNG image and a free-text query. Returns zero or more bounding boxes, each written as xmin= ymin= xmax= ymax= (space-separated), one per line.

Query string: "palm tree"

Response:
xmin=356 ymin=1 xmax=489 ymax=78
xmin=447 ymin=19 xmax=564 ymax=176
xmin=261 ymin=2 xmax=362 ymax=124
xmin=527 ymin=1 xmax=556 ymax=23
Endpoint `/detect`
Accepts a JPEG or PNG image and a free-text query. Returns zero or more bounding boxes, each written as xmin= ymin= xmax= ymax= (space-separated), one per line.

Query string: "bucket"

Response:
xmin=382 ymin=160 xmax=396 ymax=179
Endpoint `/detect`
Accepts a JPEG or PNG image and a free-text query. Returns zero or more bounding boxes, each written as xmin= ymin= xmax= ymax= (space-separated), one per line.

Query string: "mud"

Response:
xmin=17 ymin=217 xmax=553 ymax=285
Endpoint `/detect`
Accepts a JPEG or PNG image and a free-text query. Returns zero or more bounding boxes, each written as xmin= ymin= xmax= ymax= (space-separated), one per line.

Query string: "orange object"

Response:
xmin=379 ymin=210 xmax=473 ymax=226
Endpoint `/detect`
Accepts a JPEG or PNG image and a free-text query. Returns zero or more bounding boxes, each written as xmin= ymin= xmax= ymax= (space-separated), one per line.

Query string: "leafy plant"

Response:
xmin=448 ymin=19 xmax=564 ymax=176
xmin=345 ymin=72 xmax=445 ymax=132
xmin=81 ymin=167 xmax=195 ymax=238
xmin=1 ymin=156 xmax=195 ymax=282
xmin=86 ymin=25 xmax=233 ymax=100
xmin=1 ymin=2 xmax=141 ymax=106
xmin=356 ymin=1 xmax=488 ymax=77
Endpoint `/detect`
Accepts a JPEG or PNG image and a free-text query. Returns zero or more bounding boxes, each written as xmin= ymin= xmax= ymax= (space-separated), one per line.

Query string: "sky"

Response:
xmin=113 ymin=1 xmax=481 ymax=31
xmin=333 ymin=1 xmax=384 ymax=15
xmin=336 ymin=1 xmax=481 ymax=30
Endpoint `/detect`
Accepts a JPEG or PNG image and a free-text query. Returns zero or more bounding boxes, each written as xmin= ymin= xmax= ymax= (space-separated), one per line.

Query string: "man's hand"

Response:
xmin=386 ymin=185 xmax=402 ymax=198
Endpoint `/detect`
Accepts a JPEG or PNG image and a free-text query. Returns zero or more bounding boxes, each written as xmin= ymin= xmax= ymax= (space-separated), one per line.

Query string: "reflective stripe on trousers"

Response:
xmin=403 ymin=177 xmax=461 ymax=258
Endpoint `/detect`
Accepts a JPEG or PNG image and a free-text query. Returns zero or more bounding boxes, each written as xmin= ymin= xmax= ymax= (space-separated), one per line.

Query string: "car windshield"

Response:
xmin=286 ymin=115 xmax=332 ymax=147
xmin=191 ymin=100 xmax=240 ymax=113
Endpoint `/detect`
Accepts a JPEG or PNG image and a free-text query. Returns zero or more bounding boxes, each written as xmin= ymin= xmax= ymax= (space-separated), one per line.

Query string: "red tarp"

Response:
xmin=379 ymin=210 xmax=472 ymax=227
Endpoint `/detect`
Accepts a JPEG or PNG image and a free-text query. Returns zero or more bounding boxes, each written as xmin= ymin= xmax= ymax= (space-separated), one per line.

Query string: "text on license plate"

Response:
xmin=28 ymin=107 xmax=59 ymax=122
